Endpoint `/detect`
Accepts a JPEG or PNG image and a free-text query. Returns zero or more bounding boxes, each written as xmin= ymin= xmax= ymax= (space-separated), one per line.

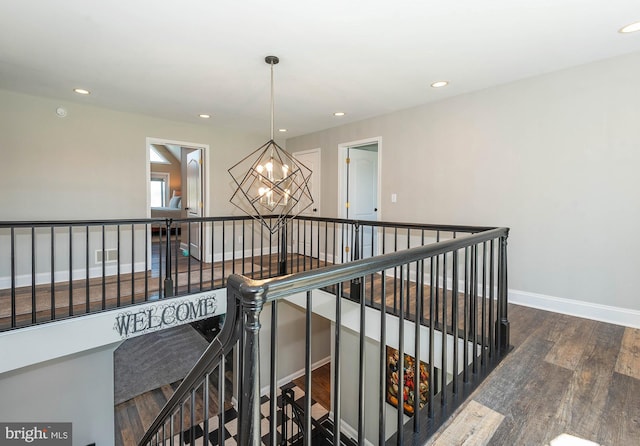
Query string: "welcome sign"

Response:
xmin=113 ymin=291 xmax=225 ymax=339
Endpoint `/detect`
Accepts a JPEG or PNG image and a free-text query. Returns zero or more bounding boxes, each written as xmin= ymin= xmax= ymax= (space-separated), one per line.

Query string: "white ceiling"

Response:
xmin=1 ymin=0 xmax=639 ymax=138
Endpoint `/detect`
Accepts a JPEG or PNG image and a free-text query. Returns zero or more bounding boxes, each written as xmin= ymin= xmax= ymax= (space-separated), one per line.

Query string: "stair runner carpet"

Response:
xmin=171 ymin=382 xmax=335 ymax=446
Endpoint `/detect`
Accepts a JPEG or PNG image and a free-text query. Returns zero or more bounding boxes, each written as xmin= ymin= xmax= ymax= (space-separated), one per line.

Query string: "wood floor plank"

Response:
xmin=486 ymin=359 xmax=574 ymax=445
xmin=544 ymin=315 xmax=598 ymax=371
xmin=551 ymin=321 xmax=623 ymax=443
xmin=292 ymin=362 xmax=332 ymax=411
xmin=472 ymin=334 xmax=556 ymax=412
xmin=614 ymin=327 xmax=640 ymax=380
xmin=597 ymin=371 xmax=640 ymax=446
xmin=429 ymin=399 xmax=504 ymax=446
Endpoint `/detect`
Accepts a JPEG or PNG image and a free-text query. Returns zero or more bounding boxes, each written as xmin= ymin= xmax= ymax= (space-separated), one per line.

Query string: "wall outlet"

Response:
xmin=237 ymin=236 xmax=243 ymax=244
xmin=391 ymin=193 xmax=397 ymax=203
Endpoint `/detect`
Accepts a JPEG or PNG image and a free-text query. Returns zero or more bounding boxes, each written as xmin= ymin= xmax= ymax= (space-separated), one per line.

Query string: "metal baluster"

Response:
xmin=189 ymin=389 xmax=195 ymax=446
xmin=471 ymin=245 xmax=478 ymax=373
xmin=414 ymin=259 xmax=422 ymax=433
xmin=31 ymin=227 xmax=36 ymax=323
xmin=441 ymin=253 xmax=448 ymax=406
xmin=489 ymin=239 xmax=495 ymax=359
xmin=102 ymin=224 xmax=106 ymax=309
xmin=269 ymin=300 xmax=278 ymax=446
xmin=397 ymin=263 xmax=405 ymax=445
xmin=428 ymin=255 xmax=435 ymax=417
xmin=218 ymin=356 xmax=226 ymax=446
xmin=463 ymin=247 xmax=470 ymax=383
xmin=131 ymin=224 xmax=135 ymax=304
xmin=203 ymin=375 xmax=209 ymax=445
xmin=188 ymin=221 xmax=192 ymax=293
xmin=51 ymin=226 xmax=55 ymax=321
xmin=333 ymin=282 xmax=342 ymax=445
xmin=358 ymin=270 xmax=365 ymax=444
xmin=10 ymin=227 xmax=16 ymax=327
xmin=222 ymin=222 xmax=226 ymax=286
xmin=200 ymin=221 xmax=204 ymax=290
xmin=211 ymin=221 xmax=216 ymax=286
xmin=305 ymin=290 xmax=312 ymax=445
xmin=231 ymin=220 xmax=236 ymax=277
xmin=452 ymin=248 xmax=459 ymax=394
xmin=481 ymin=241 xmax=487 ymax=365
xmin=117 ymin=225 xmax=121 ymax=307
xmin=69 ymin=226 xmax=73 ymax=316
xmin=393 ymin=227 xmax=398 ymax=314
xmin=379 ymin=266 xmax=387 ymax=445
xmin=86 ymin=226 xmax=90 ymax=312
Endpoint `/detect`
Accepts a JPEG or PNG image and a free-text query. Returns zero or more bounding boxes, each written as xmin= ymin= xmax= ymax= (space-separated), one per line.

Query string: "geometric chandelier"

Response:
xmin=229 ymin=56 xmax=313 ymax=234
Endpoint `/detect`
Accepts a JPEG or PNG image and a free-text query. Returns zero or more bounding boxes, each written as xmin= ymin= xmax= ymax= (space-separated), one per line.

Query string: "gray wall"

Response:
xmin=286 ymin=51 xmax=640 ymax=312
xmin=0 ymin=343 xmax=121 ymax=446
xmin=259 ymin=300 xmax=331 ymax=389
xmin=0 ymin=88 xmax=267 ymax=221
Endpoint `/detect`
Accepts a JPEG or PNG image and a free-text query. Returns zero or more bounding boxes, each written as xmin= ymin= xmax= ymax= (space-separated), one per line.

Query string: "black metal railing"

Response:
xmin=0 ymin=216 xmax=483 ymax=332
xmin=138 ymin=223 xmax=510 ymax=445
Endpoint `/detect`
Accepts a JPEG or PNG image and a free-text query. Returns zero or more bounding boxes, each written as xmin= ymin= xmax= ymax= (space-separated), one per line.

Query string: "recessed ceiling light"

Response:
xmin=278 ymin=128 xmax=287 ymax=132
xmin=430 ymin=81 xmax=449 ymax=88
xmin=199 ymin=114 xmax=211 ymax=119
xmin=333 ymin=112 xmax=346 ymax=117
xmin=73 ymin=88 xmax=90 ymax=95
xmin=619 ymin=21 xmax=640 ymax=33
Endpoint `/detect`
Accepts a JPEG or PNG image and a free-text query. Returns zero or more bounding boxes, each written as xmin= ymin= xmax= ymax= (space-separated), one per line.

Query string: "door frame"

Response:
xmin=337 ymin=136 xmax=382 ymax=220
xmin=145 ymin=137 xmax=211 ymax=261
xmin=293 ymin=147 xmax=322 ymax=217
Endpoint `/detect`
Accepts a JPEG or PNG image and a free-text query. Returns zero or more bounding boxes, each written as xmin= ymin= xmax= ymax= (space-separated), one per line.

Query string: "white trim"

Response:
xmin=293 ymin=147 xmax=322 ymax=216
xmin=509 ymin=289 xmax=640 ymax=329
xmin=337 ymin=137 xmax=382 ymax=222
xmin=0 ymin=288 xmax=226 ymax=374
xmin=326 ymin=416 xmax=371 ymax=446
xmin=0 ymin=262 xmax=148 ymax=289
xmin=259 ymin=355 xmax=331 ymax=397
xmin=146 ymin=137 xmax=211 ymax=263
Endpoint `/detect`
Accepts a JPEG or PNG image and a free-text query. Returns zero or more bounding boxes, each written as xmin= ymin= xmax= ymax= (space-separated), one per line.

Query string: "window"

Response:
xmin=150 ymin=146 xmax=170 ymax=164
xmin=150 ymin=173 xmax=170 ymax=207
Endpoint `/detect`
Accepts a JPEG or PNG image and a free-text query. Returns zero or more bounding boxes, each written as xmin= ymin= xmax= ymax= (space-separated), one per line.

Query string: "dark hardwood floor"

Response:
xmin=426 ymin=304 xmax=640 ymax=446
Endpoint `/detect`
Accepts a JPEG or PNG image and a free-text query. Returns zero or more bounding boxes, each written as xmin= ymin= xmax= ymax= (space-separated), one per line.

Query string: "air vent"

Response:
xmin=95 ymin=249 xmax=118 ymax=264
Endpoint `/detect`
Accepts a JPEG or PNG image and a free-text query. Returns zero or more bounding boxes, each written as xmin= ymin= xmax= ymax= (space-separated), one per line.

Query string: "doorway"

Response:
xmin=337 ymin=137 xmax=381 ymax=259
xmin=292 ymin=148 xmax=321 ymax=257
xmin=146 ymin=137 xmax=210 ymax=262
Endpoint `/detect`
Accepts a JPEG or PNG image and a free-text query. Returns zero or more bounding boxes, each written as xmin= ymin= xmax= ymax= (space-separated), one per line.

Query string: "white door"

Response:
xmin=293 ymin=149 xmax=321 ymax=256
xmin=185 ymin=149 xmax=202 ymax=260
xmin=343 ymin=145 xmax=379 ymax=259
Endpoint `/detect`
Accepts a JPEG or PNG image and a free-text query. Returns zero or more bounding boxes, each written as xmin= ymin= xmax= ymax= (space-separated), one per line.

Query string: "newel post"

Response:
xmin=230 ymin=276 xmax=265 ymax=446
xmin=496 ymin=230 xmax=510 ymax=354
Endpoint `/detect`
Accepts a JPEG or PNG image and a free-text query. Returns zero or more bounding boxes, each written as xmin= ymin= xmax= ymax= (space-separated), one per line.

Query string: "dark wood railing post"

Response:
xmin=233 ymin=279 xmax=265 ymax=446
xmin=164 ymin=219 xmax=174 ymax=297
xmin=497 ymin=231 xmax=510 ymax=353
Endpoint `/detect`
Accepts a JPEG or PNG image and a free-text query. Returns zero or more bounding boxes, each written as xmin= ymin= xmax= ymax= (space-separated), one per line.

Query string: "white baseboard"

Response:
xmin=260 ymin=355 xmax=331 ymax=397
xmin=326 ymin=412 xmax=373 ymax=446
xmin=0 ymin=261 xmax=148 ymax=290
xmin=509 ymin=289 xmax=640 ymax=329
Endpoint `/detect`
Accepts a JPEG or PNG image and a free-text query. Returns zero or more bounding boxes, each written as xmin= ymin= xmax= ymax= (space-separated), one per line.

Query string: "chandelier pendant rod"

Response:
xmin=270 ymin=59 xmax=274 ymax=141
